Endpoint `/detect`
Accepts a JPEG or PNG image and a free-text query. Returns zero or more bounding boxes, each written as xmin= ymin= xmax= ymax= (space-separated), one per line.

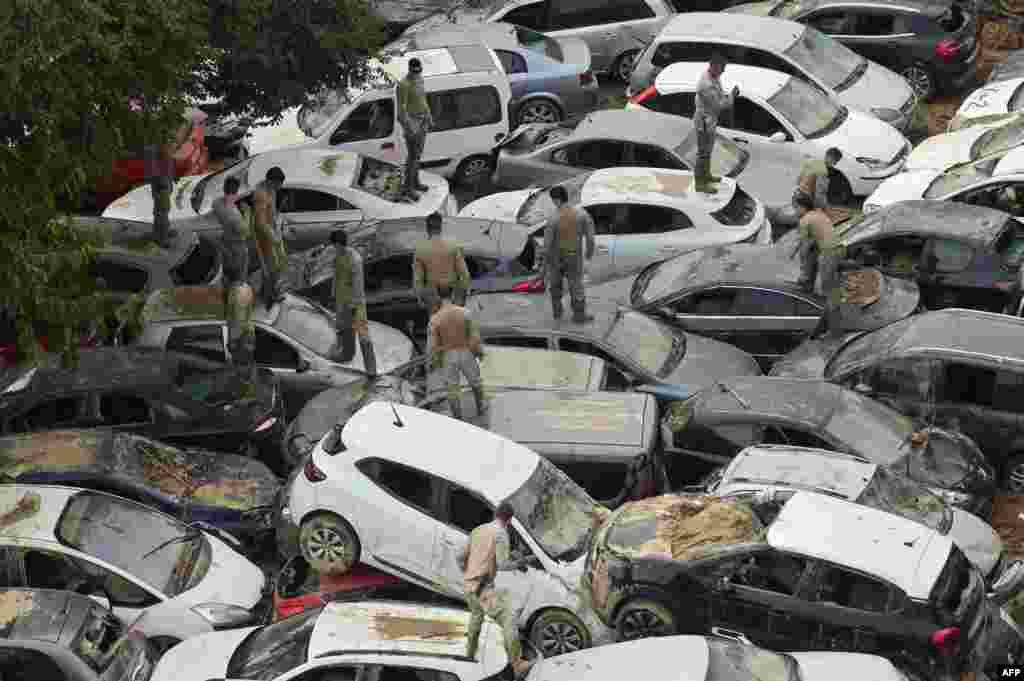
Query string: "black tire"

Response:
xmin=615 ymin=597 xmax=678 ymax=641
xmin=298 ymin=512 xmax=361 ymax=576
xmin=900 ymin=63 xmax=936 ymax=100
xmin=1004 ymin=453 xmax=1024 ymax=493
xmin=613 ymin=50 xmax=640 ymax=83
xmin=529 ymin=609 xmax=591 ymax=657
xmin=516 ymin=99 xmax=564 ymax=127
xmin=455 ymin=154 xmax=495 ymax=186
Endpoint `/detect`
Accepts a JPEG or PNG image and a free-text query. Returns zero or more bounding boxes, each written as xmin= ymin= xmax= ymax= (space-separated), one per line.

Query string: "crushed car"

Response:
xmin=949 ymin=77 xmax=1024 ymax=131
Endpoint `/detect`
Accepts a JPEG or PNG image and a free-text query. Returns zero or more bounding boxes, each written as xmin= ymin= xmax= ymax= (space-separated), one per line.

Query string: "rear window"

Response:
xmin=516 ymin=26 xmax=563 ymax=61
xmin=171 ymin=238 xmax=220 ymax=286
xmin=710 ymin=186 xmax=757 ymax=226
xmin=1011 ymin=82 xmax=1024 ymax=113
xmin=357 ymin=156 xmax=404 ymax=203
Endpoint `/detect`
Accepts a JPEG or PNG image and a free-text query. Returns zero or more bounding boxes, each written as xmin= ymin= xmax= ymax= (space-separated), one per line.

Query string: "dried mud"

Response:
xmin=371 ymin=613 xmax=467 ymax=641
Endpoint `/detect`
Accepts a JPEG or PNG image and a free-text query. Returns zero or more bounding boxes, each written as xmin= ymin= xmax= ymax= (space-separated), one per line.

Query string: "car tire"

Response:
xmin=529 ymin=609 xmax=591 ymax=657
xmin=455 ymin=155 xmax=495 ymax=186
xmin=1004 ymin=453 xmax=1024 ymax=493
xmin=615 ymin=597 xmax=677 ymax=641
xmin=299 ymin=512 xmax=361 ymax=576
xmin=516 ymin=99 xmax=564 ymax=126
xmin=900 ymin=63 xmax=936 ymax=100
xmin=613 ymin=50 xmax=640 ymax=83
xmin=150 ymin=637 xmax=181 ymax=657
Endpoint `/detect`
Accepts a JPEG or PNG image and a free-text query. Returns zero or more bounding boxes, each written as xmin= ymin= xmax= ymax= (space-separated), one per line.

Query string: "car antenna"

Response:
xmin=390 ymin=401 xmax=405 ymax=427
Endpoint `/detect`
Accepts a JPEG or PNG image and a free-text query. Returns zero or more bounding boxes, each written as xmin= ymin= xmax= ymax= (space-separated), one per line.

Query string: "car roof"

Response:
xmin=874 ymin=308 xmax=1024 ymax=363
xmin=309 ymin=601 xmax=503 ymax=670
xmin=142 ymin=285 xmax=287 ymax=325
xmin=0 ymin=589 xmax=77 ymax=643
xmin=365 ymin=216 xmax=530 ymax=256
xmin=344 ymin=401 xmax=540 ymax=502
xmin=71 ymin=216 xmax=199 ymax=265
xmin=533 ymin=636 xmax=711 ymax=681
xmin=661 ymin=12 xmax=805 ymax=51
xmin=443 ymin=346 xmax=605 ymax=392
xmin=468 ymin=293 xmax=635 ymax=339
xmin=407 ymin=22 xmax=528 ymax=50
xmin=655 ymin=62 xmax=790 ymax=101
xmin=0 ymin=430 xmax=114 ymax=473
xmin=0 ymin=484 xmax=74 ymax=543
xmin=993 ymin=144 xmax=1024 ymax=175
xmin=650 ymin=245 xmax=807 ymax=301
xmin=719 ymin=445 xmax=877 ymax=499
xmin=0 ymin=347 xmax=180 ymax=396
xmin=373 ymin=45 xmax=501 ymax=83
xmin=581 ymin=167 xmax=735 ymax=211
xmin=768 ymin=491 xmax=952 ymax=598
xmin=792 ymin=0 xmax=950 ymax=17
xmin=840 ymin=200 xmax=1011 ymax=246
xmin=488 ymin=391 xmax=654 ymax=448
xmin=690 ymin=377 xmax=845 ymax=427
xmin=573 ymin=109 xmax=695 ymax=146
xmin=235 ymin=149 xmax=376 ymax=195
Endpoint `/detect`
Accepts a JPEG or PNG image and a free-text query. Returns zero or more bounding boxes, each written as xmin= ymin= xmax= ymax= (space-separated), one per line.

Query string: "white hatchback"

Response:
xmin=631 ymin=62 xmax=910 ymax=197
xmin=280 ymin=400 xmax=616 ymax=656
xmin=458 ymin=166 xmax=770 ymax=284
xmin=948 ymin=78 xmax=1024 ymax=132
xmin=898 ymin=115 xmax=1024 ymax=173
xmin=0 ymin=484 xmax=265 ymax=651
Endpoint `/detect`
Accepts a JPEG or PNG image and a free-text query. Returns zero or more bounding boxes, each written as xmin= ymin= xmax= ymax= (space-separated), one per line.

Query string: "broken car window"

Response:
xmin=505 ymin=459 xmax=596 ymax=562
xmin=814 ymin=565 xmax=893 ymax=612
xmin=226 ymin=608 xmax=319 ymax=680
xmin=857 ymin=465 xmax=951 ymax=532
xmin=357 ymin=156 xmax=405 ymax=203
xmin=604 ymin=311 xmax=683 ymax=378
xmin=705 ymin=638 xmax=799 ymax=681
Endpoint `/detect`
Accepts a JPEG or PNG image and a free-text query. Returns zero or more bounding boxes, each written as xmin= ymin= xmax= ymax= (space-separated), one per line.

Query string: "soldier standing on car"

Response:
xmin=253 ymin=167 xmax=288 ymax=305
xmin=544 ymin=185 xmax=595 ymax=323
xmin=794 ymin=193 xmax=841 ymax=298
xmin=225 ymin=275 xmax=256 ymax=374
xmin=428 ymin=287 xmax=486 ymax=420
xmin=145 ymin=137 xmax=178 ymax=247
xmin=457 ymin=501 xmax=534 ymax=679
xmin=397 ymin=58 xmax=434 ymax=200
xmin=329 ymin=229 xmax=377 ymax=375
xmin=212 ymin=176 xmax=250 ymax=286
xmin=694 ymin=53 xmax=738 ymax=194
xmin=414 ymin=212 xmax=470 ymax=313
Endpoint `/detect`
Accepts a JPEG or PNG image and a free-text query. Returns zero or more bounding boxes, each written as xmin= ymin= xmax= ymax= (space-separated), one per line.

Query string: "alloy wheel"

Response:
xmin=518 ymin=100 xmax=561 ymax=125
xmin=538 ymin=620 xmax=585 ymax=655
xmin=619 ymin=608 xmax=671 ymax=639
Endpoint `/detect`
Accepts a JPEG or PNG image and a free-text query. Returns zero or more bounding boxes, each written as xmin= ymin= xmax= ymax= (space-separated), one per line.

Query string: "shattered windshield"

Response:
xmin=56 ymin=492 xmax=210 ymax=596
xmin=677 ymin=132 xmax=747 ymax=178
xmin=825 ymin=390 xmax=915 ymax=464
xmin=506 ymin=459 xmax=597 ymax=561
xmin=73 ymin=606 xmax=123 ymax=671
xmin=924 ymin=158 xmax=998 ymax=198
xmin=767 ymin=77 xmax=845 ymax=138
xmin=274 ymin=300 xmax=337 ymax=357
xmin=604 ymin=310 xmax=683 ymax=377
xmin=516 ymin=174 xmax=589 ymax=224
xmin=857 ymin=465 xmax=952 ymax=532
xmin=972 ymin=119 xmax=1024 ymax=159
xmin=783 ymin=26 xmax=865 ymax=91
xmin=298 ymin=90 xmax=352 ymax=139
xmin=898 ymin=434 xmax=975 ymax=490
xmin=706 ymin=639 xmax=799 ymax=681
xmin=227 ymin=608 xmax=319 ymax=680
xmin=357 ymin=156 xmax=405 ymax=203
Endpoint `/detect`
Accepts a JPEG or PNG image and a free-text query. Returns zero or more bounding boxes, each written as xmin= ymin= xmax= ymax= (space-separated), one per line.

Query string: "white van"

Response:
xmin=249 ymin=45 xmax=514 ymax=185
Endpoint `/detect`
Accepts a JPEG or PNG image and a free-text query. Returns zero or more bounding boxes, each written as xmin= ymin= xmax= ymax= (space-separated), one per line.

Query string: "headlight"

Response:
xmin=192 ymin=603 xmax=253 ymax=627
xmin=871 ymin=107 xmax=902 ymax=124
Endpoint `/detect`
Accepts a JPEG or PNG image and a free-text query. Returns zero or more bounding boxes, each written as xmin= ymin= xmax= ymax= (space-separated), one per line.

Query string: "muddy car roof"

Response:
xmin=769 ymin=491 xmax=953 ymax=598
xmin=866 ymin=308 xmax=1024 ymax=363
xmin=573 ymin=110 xmax=695 ymax=146
xmin=361 ymin=216 xmax=530 ymax=257
xmin=70 ymin=216 xmax=199 ymax=263
xmin=662 ymin=12 xmax=804 ymax=52
xmin=467 ymin=293 xmax=635 ymax=337
xmin=0 ymin=589 xmax=78 ymax=642
xmin=0 ymin=484 xmax=77 ymax=542
xmin=689 ymin=377 xmax=846 ymax=428
xmin=143 ymin=285 xmax=291 ymax=324
xmin=839 ymin=200 xmax=1012 ymax=246
xmin=0 ymin=347 xmax=181 ymax=397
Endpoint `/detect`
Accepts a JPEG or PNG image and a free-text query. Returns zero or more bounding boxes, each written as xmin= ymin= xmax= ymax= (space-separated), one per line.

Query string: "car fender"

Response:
xmin=126 ymin=600 xmax=214 ymax=641
xmin=495 ymin=567 xmax=616 ymax=646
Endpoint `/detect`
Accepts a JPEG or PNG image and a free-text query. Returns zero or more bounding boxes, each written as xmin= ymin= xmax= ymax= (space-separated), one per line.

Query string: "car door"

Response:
xmin=422 ymin=80 xmax=508 ymax=170
xmin=543 ymin=0 xmax=641 ymax=73
xmin=495 ymin=49 xmax=531 ymax=102
xmin=326 ymin=95 xmax=400 ymax=164
xmin=932 ymin=359 xmax=1019 ymax=456
xmin=433 ymin=482 xmax=495 ymax=597
xmin=277 ymin=187 xmax=364 ymax=254
xmin=613 ymin=203 xmax=699 ymax=278
xmin=363 ymin=254 xmax=424 ymax=333
xmin=545 ymin=139 xmax=627 ymax=188
xmin=825 ymin=9 xmax=907 ymax=71
xmin=279 ymin=662 xmax=363 ymax=681
xmin=253 ymin=325 xmax=335 ymax=412
xmin=719 ymin=96 xmax=798 ymax=147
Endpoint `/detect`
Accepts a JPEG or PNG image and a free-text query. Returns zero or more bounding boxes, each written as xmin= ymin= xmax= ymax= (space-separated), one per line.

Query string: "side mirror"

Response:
xmin=296 ymin=359 xmax=312 ymax=373
xmin=769 ymin=131 xmax=787 ymax=143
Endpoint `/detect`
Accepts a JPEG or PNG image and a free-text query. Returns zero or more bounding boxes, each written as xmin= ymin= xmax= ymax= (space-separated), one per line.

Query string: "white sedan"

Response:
xmin=458 ymin=166 xmax=771 ymax=283
xmin=628 ymin=62 xmax=910 ymax=197
xmin=900 ymin=115 xmax=1024 ymax=173
xmin=101 ymin=148 xmax=456 ymax=231
xmin=948 ymin=78 xmax=1024 ymax=132
xmin=0 ymin=484 xmax=265 ymax=652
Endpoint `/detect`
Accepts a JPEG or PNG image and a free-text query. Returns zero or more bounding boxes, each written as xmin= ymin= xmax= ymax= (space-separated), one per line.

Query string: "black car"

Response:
xmin=770 ymin=307 xmax=1024 ymax=491
xmin=661 ymin=376 xmax=996 ymax=515
xmin=622 ymin=244 xmax=919 ymax=370
xmin=835 ymin=200 xmax=1024 ymax=312
xmin=0 ymin=348 xmax=287 ymax=472
xmin=0 ymin=588 xmax=157 ymax=681
xmin=729 ymin=0 xmax=978 ymax=98
xmin=581 ymin=492 xmax=1018 ymax=679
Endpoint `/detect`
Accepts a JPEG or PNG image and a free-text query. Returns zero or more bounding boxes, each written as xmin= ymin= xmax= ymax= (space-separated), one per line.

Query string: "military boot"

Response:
xmin=472 ymin=386 xmax=488 ymax=416
xmin=359 ymin=337 xmax=377 ymax=376
xmin=551 ymin=296 xmax=564 ymax=320
xmin=572 ymin=303 xmax=594 ymax=324
xmin=448 ymin=397 xmax=464 ymax=421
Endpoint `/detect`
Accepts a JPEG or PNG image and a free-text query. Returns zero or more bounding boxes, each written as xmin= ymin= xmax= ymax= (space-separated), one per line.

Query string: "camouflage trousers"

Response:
xmin=799 ymin=241 xmax=840 ymax=297
xmin=403 ymin=114 xmax=429 ymax=194
xmin=441 ymin=349 xmax=482 ymax=403
xmin=418 ymin=286 xmax=467 ymax=314
xmin=548 ymin=253 xmax=585 ymax=319
xmin=465 ymin=583 xmax=521 ymax=664
xmin=694 ymin=119 xmax=716 ymax=188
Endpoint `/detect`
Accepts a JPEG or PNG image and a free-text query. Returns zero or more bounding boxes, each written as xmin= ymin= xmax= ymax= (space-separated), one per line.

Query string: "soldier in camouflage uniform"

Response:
xmin=544 ymin=185 xmax=596 ymax=323
xmin=145 ymin=138 xmax=178 ymax=246
xmin=226 ymin=278 xmax=256 ymax=371
xmin=794 ymin=148 xmax=842 ymax=215
xmin=794 ymin=193 xmax=842 ymax=299
xmin=329 ymin=229 xmax=377 ymax=375
xmin=694 ymin=53 xmax=738 ymax=193
xmin=428 ymin=287 xmax=486 ymax=421
xmin=414 ymin=212 xmax=470 ymax=314
xmin=253 ymin=167 xmax=288 ymax=306
xmin=212 ymin=176 xmax=250 ymax=285
xmin=397 ymin=58 xmax=434 ymax=200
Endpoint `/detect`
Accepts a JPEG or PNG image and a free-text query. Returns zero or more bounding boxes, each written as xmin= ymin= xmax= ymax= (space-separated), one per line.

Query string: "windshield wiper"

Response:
xmin=834 ymin=59 xmax=868 ymax=92
xmin=658 ymin=333 xmax=687 ymax=377
xmin=143 ymin=531 xmax=201 ymax=560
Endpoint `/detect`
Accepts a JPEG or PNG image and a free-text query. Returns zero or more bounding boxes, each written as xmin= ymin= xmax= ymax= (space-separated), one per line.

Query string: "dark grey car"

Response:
xmin=0 ymin=588 xmax=156 ymax=681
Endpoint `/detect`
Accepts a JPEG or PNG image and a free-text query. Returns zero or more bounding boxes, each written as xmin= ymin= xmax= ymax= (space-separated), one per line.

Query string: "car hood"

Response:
xmin=178 ymin=449 xmax=281 ymax=511
xmin=458 ymin=189 xmax=535 ymax=223
xmin=102 ymin=172 xmax=214 ymax=221
xmin=150 ymin=626 xmax=255 ymax=681
xmin=836 ymin=60 xmax=914 ymax=116
xmin=948 ymin=508 xmax=1003 ymax=578
xmin=864 ymin=168 xmax=938 ymax=210
xmin=790 ymin=652 xmax=906 ymax=680
xmin=246 ymin=106 xmax=307 ymax=156
xmin=904 ymin=127 xmax=988 ymax=171
xmin=818 ymin=108 xmax=907 ymax=167
xmin=768 ymin=332 xmax=859 ymax=379
xmin=556 ymin=37 xmax=593 ymax=73
xmin=663 ymin=332 xmax=762 ymax=390
xmin=179 ymin=533 xmax=265 ymax=610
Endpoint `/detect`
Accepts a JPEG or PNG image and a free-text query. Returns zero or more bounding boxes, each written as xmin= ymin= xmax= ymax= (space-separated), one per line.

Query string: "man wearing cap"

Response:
xmin=694 ymin=53 xmax=738 ymax=194
xmin=428 ymin=286 xmax=486 ymax=420
xmin=329 ymin=229 xmax=376 ymax=375
xmin=397 ymin=57 xmax=434 ymax=200
xmin=253 ymin=166 xmax=288 ymax=305
xmin=212 ymin=176 xmax=250 ymax=286
xmin=414 ymin=212 xmax=470 ymax=314
xmin=544 ymin=185 xmax=595 ymax=323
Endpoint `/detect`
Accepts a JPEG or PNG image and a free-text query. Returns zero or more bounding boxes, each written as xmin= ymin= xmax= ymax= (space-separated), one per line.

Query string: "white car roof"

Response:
xmin=958 ymin=78 xmax=1024 ymax=116
xmin=654 ymin=62 xmax=790 ymax=102
xmin=308 ymin=601 xmax=503 ymax=671
xmin=994 ymin=144 xmax=1024 ymax=175
xmin=533 ymin=636 xmax=710 ymax=681
xmin=573 ymin=109 xmax=695 ymax=146
xmin=239 ymin=148 xmax=369 ymax=191
xmin=718 ymin=445 xmax=877 ymax=500
xmin=660 ymin=12 xmax=804 ymax=52
xmin=0 ymin=485 xmax=74 ymax=543
xmin=768 ymin=492 xmax=953 ymax=599
xmin=580 ymin=167 xmax=737 ymax=212
xmin=344 ymin=401 xmax=540 ymax=503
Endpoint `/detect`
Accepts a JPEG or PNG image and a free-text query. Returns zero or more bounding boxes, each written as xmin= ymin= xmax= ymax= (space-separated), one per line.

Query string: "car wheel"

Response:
xmin=529 ymin=609 xmax=591 ymax=657
xmin=900 ymin=63 xmax=935 ymax=100
xmin=613 ymin=50 xmax=640 ymax=83
xmin=299 ymin=512 xmax=361 ymax=576
xmin=455 ymin=154 xmax=494 ymax=186
xmin=615 ymin=598 xmax=677 ymax=640
xmin=517 ymin=99 xmax=563 ymax=126
xmin=150 ymin=637 xmax=181 ymax=657
xmin=1004 ymin=454 xmax=1024 ymax=493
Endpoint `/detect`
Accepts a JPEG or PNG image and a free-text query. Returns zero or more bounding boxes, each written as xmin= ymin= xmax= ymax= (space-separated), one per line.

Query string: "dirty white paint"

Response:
xmin=309 ymin=602 xmax=472 ymax=658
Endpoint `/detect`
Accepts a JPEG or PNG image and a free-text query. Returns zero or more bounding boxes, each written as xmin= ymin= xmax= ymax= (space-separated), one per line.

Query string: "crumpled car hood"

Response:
xmin=948 ymin=508 xmax=1003 ymax=578
xmin=769 ymin=333 xmax=859 ymax=379
xmin=904 ymin=127 xmax=987 ymax=171
xmin=837 ymin=61 xmax=914 ymax=119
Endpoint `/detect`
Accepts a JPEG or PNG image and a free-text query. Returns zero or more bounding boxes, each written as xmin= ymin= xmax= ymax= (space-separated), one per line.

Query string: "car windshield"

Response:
xmin=678 ymin=132 xmax=747 ymax=178
xmin=357 ymin=155 xmax=406 ymax=203
xmin=705 ymin=638 xmax=799 ymax=681
xmin=298 ymin=89 xmax=354 ymax=139
xmin=517 ymin=174 xmax=589 ymax=224
xmin=226 ymin=609 xmax=319 ymax=680
xmin=896 ymin=432 xmax=977 ymax=490
xmin=783 ymin=26 xmax=865 ymax=91
xmin=857 ymin=465 xmax=952 ymax=532
xmin=56 ymin=491 xmax=210 ymax=596
xmin=924 ymin=158 xmax=999 ymax=198
xmin=825 ymin=388 xmax=916 ymax=464
xmin=632 ymin=249 xmax=707 ymax=305
xmin=274 ymin=299 xmax=337 ymax=357
xmin=767 ymin=77 xmax=846 ymax=138
xmin=505 ymin=459 xmax=597 ymax=561
xmin=191 ymin=157 xmax=255 ymax=213
xmin=605 ymin=310 xmax=684 ymax=377
xmin=972 ymin=118 xmax=1024 ymax=159
xmin=515 ymin=26 xmax=562 ymax=61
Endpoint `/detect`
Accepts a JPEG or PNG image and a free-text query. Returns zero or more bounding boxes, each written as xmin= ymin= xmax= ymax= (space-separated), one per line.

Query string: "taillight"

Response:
xmin=579 ymin=70 xmax=595 ymax=86
xmin=254 ymin=417 xmax=277 ymax=433
xmin=936 ymin=39 xmax=962 ymax=61
xmin=304 ymin=458 xmax=327 ymax=483
xmin=512 ymin=278 xmax=545 ymax=293
xmin=629 ymin=86 xmax=658 ymax=106
xmin=930 ymin=627 xmax=961 ymax=656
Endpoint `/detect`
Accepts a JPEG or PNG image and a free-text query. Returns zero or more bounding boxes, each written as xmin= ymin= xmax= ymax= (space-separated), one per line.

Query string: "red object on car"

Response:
xmin=512 ymin=278 xmax=545 ymax=293
xmin=272 ymin=558 xmax=405 ymax=622
xmin=935 ymin=39 xmax=962 ymax=62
